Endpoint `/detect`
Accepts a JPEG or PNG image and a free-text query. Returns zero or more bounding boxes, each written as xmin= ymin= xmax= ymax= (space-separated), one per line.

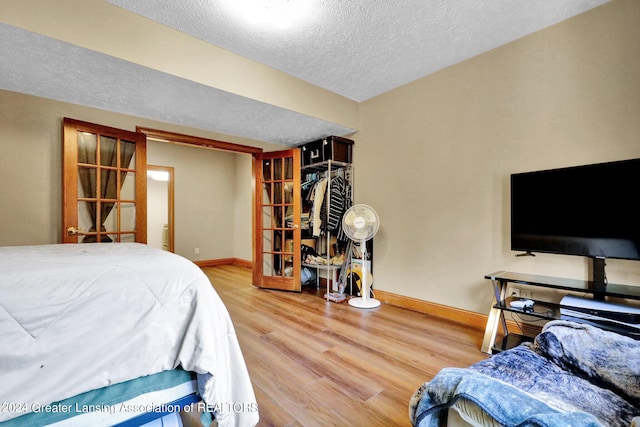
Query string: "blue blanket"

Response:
xmin=409 ymin=321 xmax=640 ymax=426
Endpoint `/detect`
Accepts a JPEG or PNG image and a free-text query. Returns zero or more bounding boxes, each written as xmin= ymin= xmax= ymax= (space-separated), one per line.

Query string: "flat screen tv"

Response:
xmin=511 ymin=158 xmax=640 ymax=262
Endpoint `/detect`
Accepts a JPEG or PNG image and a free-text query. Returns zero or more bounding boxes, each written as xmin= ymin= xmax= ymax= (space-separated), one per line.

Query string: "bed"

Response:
xmin=409 ymin=320 xmax=640 ymax=427
xmin=0 ymin=243 xmax=258 ymax=427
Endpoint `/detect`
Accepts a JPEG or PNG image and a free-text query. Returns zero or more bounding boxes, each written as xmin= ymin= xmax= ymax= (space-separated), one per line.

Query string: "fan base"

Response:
xmin=348 ymin=297 xmax=381 ymax=309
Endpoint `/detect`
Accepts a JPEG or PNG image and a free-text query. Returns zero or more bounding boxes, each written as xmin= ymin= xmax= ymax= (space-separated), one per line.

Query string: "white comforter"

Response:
xmin=0 ymin=243 xmax=258 ymax=426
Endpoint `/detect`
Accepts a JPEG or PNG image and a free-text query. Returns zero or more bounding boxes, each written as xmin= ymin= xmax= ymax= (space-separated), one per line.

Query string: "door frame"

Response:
xmin=146 ymin=164 xmax=175 ymax=252
xmin=136 ymin=127 xmax=265 ymax=282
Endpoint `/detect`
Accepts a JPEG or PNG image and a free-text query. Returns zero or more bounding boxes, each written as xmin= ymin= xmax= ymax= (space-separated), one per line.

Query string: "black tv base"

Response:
xmin=591 ymin=256 xmax=607 ymax=300
xmin=481 ymin=271 xmax=640 ymax=354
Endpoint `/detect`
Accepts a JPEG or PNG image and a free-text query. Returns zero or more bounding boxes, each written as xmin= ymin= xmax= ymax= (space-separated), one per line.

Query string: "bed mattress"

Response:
xmin=0 ymin=243 xmax=257 ymax=426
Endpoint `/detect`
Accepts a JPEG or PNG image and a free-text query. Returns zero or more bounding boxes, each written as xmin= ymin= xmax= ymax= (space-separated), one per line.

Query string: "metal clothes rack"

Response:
xmin=301 ymin=160 xmax=353 ymax=300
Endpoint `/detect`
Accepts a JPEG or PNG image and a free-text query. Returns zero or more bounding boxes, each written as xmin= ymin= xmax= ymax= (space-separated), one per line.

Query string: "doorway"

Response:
xmin=137 ymin=127 xmax=262 ymax=266
xmin=147 ymin=165 xmax=174 ymax=252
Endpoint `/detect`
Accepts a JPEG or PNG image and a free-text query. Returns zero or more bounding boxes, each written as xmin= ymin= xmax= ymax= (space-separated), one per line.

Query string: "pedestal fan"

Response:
xmin=342 ymin=204 xmax=380 ymax=308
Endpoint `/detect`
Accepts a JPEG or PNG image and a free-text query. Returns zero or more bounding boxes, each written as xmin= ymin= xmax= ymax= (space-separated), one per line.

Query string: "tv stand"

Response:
xmin=481 ymin=271 xmax=640 ymax=354
xmin=590 ymin=256 xmax=607 ymax=300
xmin=515 ymin=251 xmax=536 ymax=257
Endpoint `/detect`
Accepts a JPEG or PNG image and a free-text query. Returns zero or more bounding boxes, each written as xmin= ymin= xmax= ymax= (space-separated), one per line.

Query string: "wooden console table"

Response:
xmin=481 ymin=271 xmax=640 ymax=354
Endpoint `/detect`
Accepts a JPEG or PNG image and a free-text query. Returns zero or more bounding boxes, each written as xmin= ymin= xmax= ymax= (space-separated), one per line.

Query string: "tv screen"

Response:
xmin=511 ymin=158 xmax=640 ymax=260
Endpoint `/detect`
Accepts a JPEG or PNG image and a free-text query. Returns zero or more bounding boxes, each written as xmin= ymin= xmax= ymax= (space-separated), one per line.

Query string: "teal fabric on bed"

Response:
xmin=1 ymin=369 xmax=195 ymax=426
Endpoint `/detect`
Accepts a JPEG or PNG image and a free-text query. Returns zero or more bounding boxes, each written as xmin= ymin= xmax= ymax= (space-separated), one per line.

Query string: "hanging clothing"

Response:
xmin=305 ymin=169 xmax=351 ymax=240
xmin=336 ymin=180 xmax=352 ymax=242
xmin=320 ymin=176 xmax=346 ymax=232
xmin=311 ymin=178 xmax=328 ymax=237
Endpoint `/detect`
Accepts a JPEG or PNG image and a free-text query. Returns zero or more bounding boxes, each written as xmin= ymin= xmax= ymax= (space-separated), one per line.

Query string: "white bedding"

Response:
xmin=0 ymin=243 xmax=258 ymax=427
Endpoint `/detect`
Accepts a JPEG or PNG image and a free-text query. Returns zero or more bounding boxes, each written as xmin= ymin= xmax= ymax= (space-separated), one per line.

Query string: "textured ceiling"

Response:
xmin=107 ymin=0 xmax=610 ymax=102
xmin=0 ymin=0 xmax=609 ymax=146
xmin=0 ymin=23 xmax=351 ymax=146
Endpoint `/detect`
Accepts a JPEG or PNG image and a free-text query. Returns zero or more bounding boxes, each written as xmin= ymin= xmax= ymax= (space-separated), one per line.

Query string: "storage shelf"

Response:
xmin=301 ymin=160 xmax=351 ymax=173
xmin=302 ymin=262 xmax=343 ymax=270
xmin=494 ymin=297 xmax=560 ymax=321
xmin=300 ymin=159 xmax=353 ymax=300
xmin=485 ymin=271 xmax=640 ymax=300
xmin=492 ymin=333 xmax=533 ymax=353
xmin=482 ymin=271 xmax=640 ymax=354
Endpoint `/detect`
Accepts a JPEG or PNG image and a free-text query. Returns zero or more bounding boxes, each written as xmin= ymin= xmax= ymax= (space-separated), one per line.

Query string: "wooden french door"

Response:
xmin=254 ymin=149 xmax=301 ymax=291
xmin=62 ymin=118 xmax=147 ymax=243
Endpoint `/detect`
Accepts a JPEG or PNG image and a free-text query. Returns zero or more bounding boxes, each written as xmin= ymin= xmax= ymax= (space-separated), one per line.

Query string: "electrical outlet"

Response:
xmin=510 ymin=288 xmax=520 ymax=297
xmin=521 ymin=289 xmax=532 ymax=299
xmin=195 ymin=247 xmax=200 ymax=255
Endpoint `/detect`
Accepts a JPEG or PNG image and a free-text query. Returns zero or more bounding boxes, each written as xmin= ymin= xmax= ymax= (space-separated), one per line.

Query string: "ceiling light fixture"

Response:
xmin=234 ymin=0 xmax=309 ymax=29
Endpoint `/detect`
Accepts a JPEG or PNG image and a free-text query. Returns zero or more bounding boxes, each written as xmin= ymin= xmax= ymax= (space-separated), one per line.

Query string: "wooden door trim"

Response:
xmin=62 ymin=120 xmax=79 ymax=242
xmin=252 ymin=155 xmax=261 ymax=286
xmin=136 ymin=134 xmax=148 ymax=243
xmin=136 ymin=127 xmax=263 ymax=155
xmin=137 ymin=126 xmax=263 ymax=282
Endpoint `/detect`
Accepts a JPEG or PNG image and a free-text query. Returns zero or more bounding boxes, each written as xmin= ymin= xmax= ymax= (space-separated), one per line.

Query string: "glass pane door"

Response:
xmin=63 ymin=118 xmax=147 ymax=243
xmin=254 ymin=149 xmax=301 ymax=291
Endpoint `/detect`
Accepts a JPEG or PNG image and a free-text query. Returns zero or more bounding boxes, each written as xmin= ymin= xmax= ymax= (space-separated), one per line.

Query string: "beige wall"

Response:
xmin=146 ymin=141 xmax=253 ymax=262
xmin=233 ymin=154 xmax=254 ymax=262
xmin=2 ymin=0 xmax=640 ymax=315
xmin=146 ymin=175 xmax=169 ymax=250
xmin=0 ymin=90 xmax=279 ymax=259
xmin=356 ymin=0 xmax=640 ymax=313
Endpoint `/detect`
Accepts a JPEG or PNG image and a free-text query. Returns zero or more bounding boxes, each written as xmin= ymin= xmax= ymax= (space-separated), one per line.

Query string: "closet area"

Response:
xmin=298 ymin=136 xmax=360 ymax=300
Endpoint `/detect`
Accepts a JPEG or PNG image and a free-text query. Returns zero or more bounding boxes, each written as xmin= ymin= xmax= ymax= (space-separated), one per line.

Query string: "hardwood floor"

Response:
xmin=202 ymin=265 xmax=488 ymax=427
